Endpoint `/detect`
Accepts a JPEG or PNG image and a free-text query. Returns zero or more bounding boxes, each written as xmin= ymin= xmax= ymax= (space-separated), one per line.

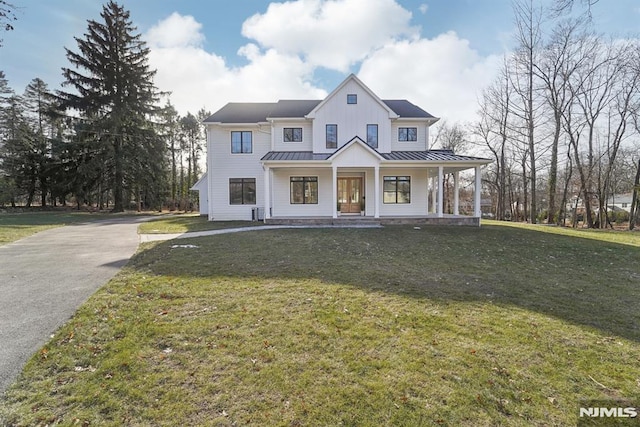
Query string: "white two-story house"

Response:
xmin=198 ymin=74 xmax=491 ymax=225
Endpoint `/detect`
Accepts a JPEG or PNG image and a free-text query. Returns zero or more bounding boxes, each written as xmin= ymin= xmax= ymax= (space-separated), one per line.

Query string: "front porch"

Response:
xmin=264 ymin=215 xmax=480 ymax=227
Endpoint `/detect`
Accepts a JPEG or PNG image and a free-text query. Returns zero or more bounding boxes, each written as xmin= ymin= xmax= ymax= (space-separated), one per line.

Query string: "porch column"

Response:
xmin=263 ymin=166 xmax=271 ymax=220
xmin=437 ymin=166 xmax=444 ymax=217
xmin=430 ymin=176 xmax=437 ymax=214
xmin=453 ymin=171 xmax=460 ymax=215
xmin=425 ymin=169 xmax=430 ymax=214
xmin=374 ymin=165 xmax=380 ymax=218
xmin=332 ymin=165 xmax=338 ymax=219
xmin=474 ymin=166 xmax=482 ymax=217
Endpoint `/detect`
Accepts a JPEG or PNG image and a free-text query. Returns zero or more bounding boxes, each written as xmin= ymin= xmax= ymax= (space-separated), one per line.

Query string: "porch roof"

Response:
xmin=261 ymin=149 xmax=490 ymax=163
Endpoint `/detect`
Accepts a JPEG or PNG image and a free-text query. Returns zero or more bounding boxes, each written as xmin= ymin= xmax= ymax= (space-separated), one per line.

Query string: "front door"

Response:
xmin=338 ymin=177 xmax=362 ymax=214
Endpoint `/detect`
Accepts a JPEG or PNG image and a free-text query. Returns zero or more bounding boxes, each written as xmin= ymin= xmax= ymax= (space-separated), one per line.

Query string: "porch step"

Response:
xmin=265 ymin=217 xmax=382 ymax=227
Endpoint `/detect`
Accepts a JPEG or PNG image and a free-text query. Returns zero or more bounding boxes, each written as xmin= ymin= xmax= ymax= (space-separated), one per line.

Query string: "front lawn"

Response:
xmin=0 ymin=211 xmax=128 ymax=245
xmin=138 ymin=214 xmax=262 ymax=234
xmin=2 ymin=224 xmax=639 ymax=426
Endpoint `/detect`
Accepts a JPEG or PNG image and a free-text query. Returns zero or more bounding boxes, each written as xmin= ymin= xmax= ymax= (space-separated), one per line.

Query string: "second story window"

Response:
xmin=366 ymin=124 xmax=378 ymax=148
xmin=231 ymin=131 xmax=252 ymax=153
xmin=326 ymin=124 xmax=337 ymax=149
xmin=398 ymin=127 xmax=417 ymax=142
xmin=284 ymin=127 xmax=303 ymax=142
xmin=347 ymin=94 xmax=357 ymax=104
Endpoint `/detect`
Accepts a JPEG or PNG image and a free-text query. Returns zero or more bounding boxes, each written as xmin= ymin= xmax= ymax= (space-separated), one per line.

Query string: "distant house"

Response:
xmin=198 ymin=74 xmax=491 ymax=225
xmin=607 ymin=193 xmax=634 ymax=213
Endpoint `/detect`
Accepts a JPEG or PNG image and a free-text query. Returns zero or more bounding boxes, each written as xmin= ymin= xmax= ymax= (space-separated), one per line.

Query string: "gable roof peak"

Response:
xmin=306 ymin=74 xmax=399 ymax=119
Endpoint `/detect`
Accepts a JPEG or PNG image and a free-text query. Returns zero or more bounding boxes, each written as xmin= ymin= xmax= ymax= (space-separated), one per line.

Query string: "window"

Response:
xmin=366 ymin=124 xmax=378 ymax=148
xmin=347 ymin=94 xmax=357 ymax=104
xmin=290 ymin=177 xmax=318 ymax=204
xmin=383 ymin=176 xmax=411 ymax=204
xmin=326 ymin=124 xmax=337 ymax=149
xmin=231 ymin=131 xmax=252 ymax=153
xmin=398 ymin=127 xmax=417 ymax=142
xmin=284 ymin=127 xmax=303 ymax=142
xmin=229 ymin=178 xmax=256 ymax=205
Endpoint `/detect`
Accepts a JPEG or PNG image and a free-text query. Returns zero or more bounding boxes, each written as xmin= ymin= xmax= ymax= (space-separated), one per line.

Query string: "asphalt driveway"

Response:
xmin=0 ymin=217 xmax=149 ymax=394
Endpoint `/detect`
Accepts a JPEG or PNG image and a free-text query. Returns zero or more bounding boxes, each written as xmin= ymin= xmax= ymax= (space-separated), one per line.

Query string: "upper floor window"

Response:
xmin=284 ymin=127 xmax=303 ymax=143
xmin=366 ymin=124 xmax=378 ymax=149
xmin=231 ymin=131 xmax=252 ymax=153
xmin=326 ymin=124 xmax=337 ymax=149
xmin=398 ymin=127 xmax=417 ymax=142
xmin=347 ymin=94 xmax=357 ymax=104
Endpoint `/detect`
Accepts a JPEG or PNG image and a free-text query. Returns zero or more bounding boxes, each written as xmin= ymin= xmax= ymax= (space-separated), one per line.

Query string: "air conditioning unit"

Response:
xmin=251 ymin=207 xmax=264 ymax=221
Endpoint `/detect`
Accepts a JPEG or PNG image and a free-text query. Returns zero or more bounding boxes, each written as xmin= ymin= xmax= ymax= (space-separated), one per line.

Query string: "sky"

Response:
xmin=1 ymin=0 xmax=639 ymax=124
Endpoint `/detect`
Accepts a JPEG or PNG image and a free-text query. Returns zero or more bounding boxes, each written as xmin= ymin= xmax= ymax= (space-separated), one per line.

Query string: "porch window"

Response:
xmin=326 ymin=124 xmax=337 ymax=149
xmin=284 ymin=127 xmax=303 ymax=142
xmin=290 ymin=176 xmax=318 ymax=204
xmin=229 ymin=178 xmax=256 ymax=205
xmin=367 ymin=124 xmax=378 ymax=148
xmin=231 ymin=131 xmax=252 ymax=153
xmin=398 ymin=127 xmax=417 ymax=142
xmin=383 ymin=176 xmax=411 ymax=204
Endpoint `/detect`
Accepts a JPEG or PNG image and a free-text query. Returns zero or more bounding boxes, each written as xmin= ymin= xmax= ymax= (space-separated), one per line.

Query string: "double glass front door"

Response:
xmin=338 ymin=177 xmax=362 ymax=214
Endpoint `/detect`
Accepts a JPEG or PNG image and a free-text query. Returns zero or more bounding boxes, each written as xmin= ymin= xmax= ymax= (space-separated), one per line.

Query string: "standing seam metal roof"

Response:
xmin=261 ymin=150 xmax=490 ymax=162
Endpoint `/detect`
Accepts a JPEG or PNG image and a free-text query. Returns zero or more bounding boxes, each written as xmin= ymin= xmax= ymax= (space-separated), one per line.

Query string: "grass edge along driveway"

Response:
xmin=1 ymin=223 xmax=639 ymax=426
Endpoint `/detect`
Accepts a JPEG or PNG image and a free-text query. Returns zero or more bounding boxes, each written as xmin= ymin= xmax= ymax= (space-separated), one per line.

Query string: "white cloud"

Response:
xmin=145 ymin=13 xmax=326 ymax=115
xmin=241 ymin=0 xmax=419 ymax=72
xmin=358 ymin=31 xmax=502 ymax=123
xmin=144 ymin=2 xmax=502 ymax=124
xmin=146 ymin=12 xmax=204 ymax=49
xmin=419 ymin=4 xmax=429 ymax=14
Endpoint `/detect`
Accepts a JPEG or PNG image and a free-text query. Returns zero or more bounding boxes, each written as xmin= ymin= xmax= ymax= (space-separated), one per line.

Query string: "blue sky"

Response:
xmin=1 ymin=0 xmax=639 ymax=123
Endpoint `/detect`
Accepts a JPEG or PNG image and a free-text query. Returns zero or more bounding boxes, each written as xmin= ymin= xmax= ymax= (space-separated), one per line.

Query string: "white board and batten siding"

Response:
xmin=310 ymin=79 xmax=394 ymax=154
xmin=378 ymin=167 xmax=429 ymax=217
xmin=271 ymin=168 xmax=332 ymax=217
xmin=207 ymin=124 xmax=270 ymax=221
xmin=390 ymin=122 xmax=430 ymax=151
xmin=272 ymin=121 xmax=313 ymax=152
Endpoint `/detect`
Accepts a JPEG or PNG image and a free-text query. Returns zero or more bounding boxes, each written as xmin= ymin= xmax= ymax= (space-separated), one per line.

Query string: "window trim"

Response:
xmin=231 ymin=131 xmax=253 ymax=153
xmin=366 ymin=124 xmax=378 ymax=148
xmin=347 ymin=94 xmax=357 ymax=104
xmin=290 ymin=176 xmax=319 ymax=205
xmin=326 ymin=124 xmax=338 ymax=149
xmin=398 ymin=127 xmax=418 ymax=142
xmin=383 ymin=176 xmax=411 ymax=204
xmin=229 ymin=178 xmax=256 ymax=205
xmin=283 ymin=127 xmax=303 ymax=143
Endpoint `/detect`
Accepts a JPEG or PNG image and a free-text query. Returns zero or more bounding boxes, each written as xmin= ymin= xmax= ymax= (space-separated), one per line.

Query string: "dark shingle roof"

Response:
xmin=268 ymin=100 xmax=322 ymax=118
xmin=205 ymin=99 xmax=436 ymax=123
xmin=382 ymin=100 xmax=435 ymax=119
xmin=204 ymin=103 xmax=276 ymax=123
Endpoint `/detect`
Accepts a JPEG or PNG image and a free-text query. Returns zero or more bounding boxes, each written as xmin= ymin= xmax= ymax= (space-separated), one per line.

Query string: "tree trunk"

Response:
xmin=547 ymin=112 xmax=561 ymax=224
xmin=630 ymin=159 xmax=640 ymax=231
xmin=112 ymin=136 xmax=125 ymax=212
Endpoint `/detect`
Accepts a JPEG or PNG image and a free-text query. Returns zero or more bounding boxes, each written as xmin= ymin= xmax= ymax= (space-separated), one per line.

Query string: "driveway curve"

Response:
xmin=0 ymin=216 xmax=150 ymax=394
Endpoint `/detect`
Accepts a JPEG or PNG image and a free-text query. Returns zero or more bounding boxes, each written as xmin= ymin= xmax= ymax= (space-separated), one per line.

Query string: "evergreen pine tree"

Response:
xmin=58 ymin=1 xmax=164 ymax=212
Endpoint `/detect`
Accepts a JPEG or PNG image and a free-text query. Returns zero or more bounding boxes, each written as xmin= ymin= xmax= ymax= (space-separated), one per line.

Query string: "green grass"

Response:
xmin=2 ymin=224 xmax=640 ymax=426
xmin=0 ymin=211 xmax=132 ymax=245
xmin=138 ymin=214 xmax=262 ymax=234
